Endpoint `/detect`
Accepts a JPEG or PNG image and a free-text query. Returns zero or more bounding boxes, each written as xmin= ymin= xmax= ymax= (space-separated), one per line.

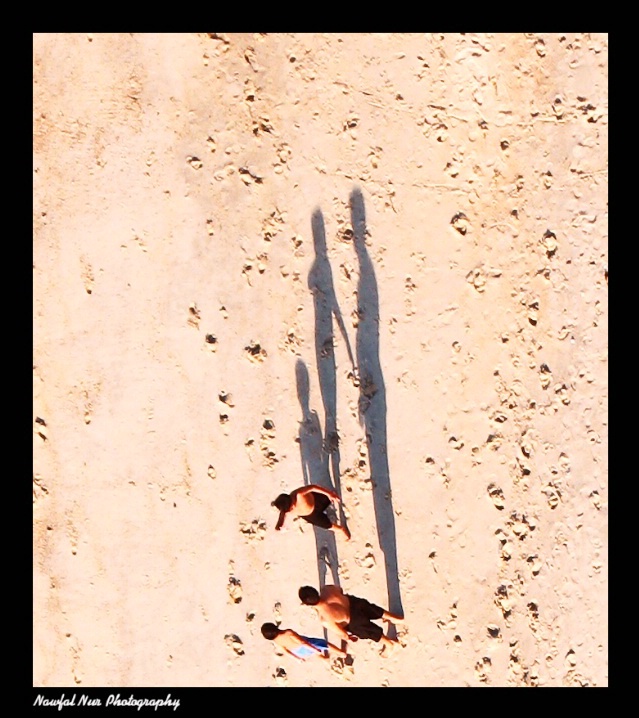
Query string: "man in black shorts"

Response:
xmin=298 ymin=584 xmax=403 ymax=651
xmin=347 ymin=595 xmax=389 ymax=642
xmin=272 ymin=484 xmax=350 ymax=540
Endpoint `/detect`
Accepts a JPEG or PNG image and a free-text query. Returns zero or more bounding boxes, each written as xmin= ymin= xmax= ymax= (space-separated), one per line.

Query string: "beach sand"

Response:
xmin=33 ymin=33 xmax=608 ymax=687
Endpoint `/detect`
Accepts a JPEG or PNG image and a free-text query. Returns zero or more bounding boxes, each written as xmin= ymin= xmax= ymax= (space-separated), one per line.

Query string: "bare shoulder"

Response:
xmin=321 ymin=584 xmax=345 ymax=600
xmin=277 ymin=629 xmax=300 ymax=649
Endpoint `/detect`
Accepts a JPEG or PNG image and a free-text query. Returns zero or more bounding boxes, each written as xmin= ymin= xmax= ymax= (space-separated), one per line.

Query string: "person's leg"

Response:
xmin=303 ymin=497 xmax=332 ymax=530
xmin=327 ymin=640 xmax=347 ymax=657
xmin=377 ymin=632 xmax=398 ymax=657
xmin=382 ymin=610 xmax=405 ymax=623
xmin=313 ymin=493 xmax=331 ymax=513
xmin=354 ymin=598 xmax=399 ymax=623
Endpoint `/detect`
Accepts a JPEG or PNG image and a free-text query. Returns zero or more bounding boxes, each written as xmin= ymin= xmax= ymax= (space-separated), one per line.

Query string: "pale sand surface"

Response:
xmin=33 ymin=33 xmax=608 ymax=687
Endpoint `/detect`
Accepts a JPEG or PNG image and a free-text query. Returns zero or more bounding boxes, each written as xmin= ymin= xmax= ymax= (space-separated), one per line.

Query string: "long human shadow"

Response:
xmin=295 ymin=359 xmax=340 ymax=589
xmin=350 ymin=187 xmax=404 ymax=620
xmin=308 ymin=209 xmax=356 ymax=536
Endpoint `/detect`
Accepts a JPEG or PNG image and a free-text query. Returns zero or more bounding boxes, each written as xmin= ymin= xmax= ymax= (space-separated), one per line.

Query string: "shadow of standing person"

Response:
xmin=350 ymin=187 xmax=404 ymax=622
xmin=295 ymin=359 xmax=340 ymax=588
xmin=308 ymin=209 xmax=356 ymax=535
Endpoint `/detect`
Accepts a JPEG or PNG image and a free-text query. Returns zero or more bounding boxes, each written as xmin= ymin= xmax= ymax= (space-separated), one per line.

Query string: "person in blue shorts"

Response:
xmin=261 ymin=622 xmax=347 ymax=662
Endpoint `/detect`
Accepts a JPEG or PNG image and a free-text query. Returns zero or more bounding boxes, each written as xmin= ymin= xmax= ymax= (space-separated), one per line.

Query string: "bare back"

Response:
xmin=274 ymin=629 xmax=309 ymax=653
xmin=290 ymin=488 xmax=318 ymax=517
xmin=317 ymin=585 xmax=350 ymax=627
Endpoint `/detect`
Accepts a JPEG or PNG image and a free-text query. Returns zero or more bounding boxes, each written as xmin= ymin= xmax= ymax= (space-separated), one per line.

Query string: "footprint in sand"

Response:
xmin=80 ymin=256 xmax=94 ymax=295
xmin=219 ymin=391 xmax=235 ymax=407
xmin=219 ymin=393 xmax=233 ymax=425
xmin=224 ymin=634 xmax=244 ymax=656
xmin=526 ymin=554 xmax=542 ymax=577
xmin=487 ymin=483 xmax=505 ymax=510
xmin=396 ymin=625 xmax=409 ymax=648
xmin=238 ymin=166 xmax=264 ymax=186
xmin=466 ymin=267 xmax=487 ymax=293
xmin=205 ymin=334 xmax=218 ymax=352
xmin=245 ymin=340 xmax=267 ymax=363
xmin=280 ymin=325 xmax=303 ymax=355
xmin=527 ymin=601 xmax=540 ymax=632
xmin=508 ymin=644 xmax=538 ymax=685
xmin=495 ymin=528 xmax=513 ymax=562
xmin=261 ymin=208 xmax=285 ymax=243
xmin=540 ymin=229 xmax=557 ymax=258
xmin=554 ymin=382 xmax=571 ymax=406
xmin=187 ymin=303 xmax=201 ymax=328
xmin=33 ymin=474 xmax=49 ymax=503
xmin=239 ymin=519 xmax=267 ymax=542
xmin=494 ymin=585 xmax=513 ymax=620
xmin=485 ymin=433 xmax=503 ymax=451
xmin=259 ymin=419 xmax=279 ymax=468
xmin=227 ymin=576 xmax=242 ymax=604
xmin=589 ymin=490 xmax=603 ymax=510
xmin=436 ymin=602 xmax=458 ymax=632
xmin=82 ymin=390 xmax=93 ymax=425
xmin=331 ymin=655 xmax=355 ymax=678
xmin=355 ymin=544 xmax=376 ymax=570
xmin=34 ymin=416 xmax=48 ymax=441
xmin=273 ymin=667 xmax=287 ymax=686
xmin=527 ymin=300 xmax=539 ymax=326
xmin=542 ymin=482 xmax=561 ymax=509
xmin=508 ymin=512 xmax=535 ymax=541
xmin=475 ymin=656 xmax=492 ymax=683
xmin=451 ymin=212 xmax=469 ymax=235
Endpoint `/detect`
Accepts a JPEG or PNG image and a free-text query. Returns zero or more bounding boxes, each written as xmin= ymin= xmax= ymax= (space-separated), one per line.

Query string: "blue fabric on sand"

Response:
xmin=292 ymin=637 xmax=329 ymax=658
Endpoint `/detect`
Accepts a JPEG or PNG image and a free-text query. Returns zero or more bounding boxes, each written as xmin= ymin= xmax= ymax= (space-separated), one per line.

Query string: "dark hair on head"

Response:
xmin=298 ymin=586 xmax=320 ymax=605
xmin=261 ymin=622 xmax=280 ymax=640
xmin=272 ymin=493 xmax=292 ymax=512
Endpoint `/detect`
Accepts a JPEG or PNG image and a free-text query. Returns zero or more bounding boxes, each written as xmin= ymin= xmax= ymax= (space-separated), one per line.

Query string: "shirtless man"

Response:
xmin=260 ymin=623 xmax=347 ymax=662
xmin=272 ymin=484 xmax=350 ymax=540
xmin=298 ymin=584 xmax=403 ymax=651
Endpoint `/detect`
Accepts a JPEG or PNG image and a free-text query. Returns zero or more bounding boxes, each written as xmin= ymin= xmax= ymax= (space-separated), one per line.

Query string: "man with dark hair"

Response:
xmin=298 ymin=584 xmax=404 ymax=651
xmin=260 ymin=622 xmax=346 ymax=662
xmin=272 ymin=484 xmax=350 ymax=540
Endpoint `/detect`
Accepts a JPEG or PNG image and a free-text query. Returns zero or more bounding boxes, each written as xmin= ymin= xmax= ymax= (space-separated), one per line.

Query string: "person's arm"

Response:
xmin=332 ymin=302 xmax=356 ymax=372
xmin=275 ymin=511 xmax=286 ymax=531
xmin=336 ymin=624 xmax=356 ymax=643
xmin=298 ymin=484 xmax=341 ymax=502
xmin=323 ymin=619 xmax=352 ymax=643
